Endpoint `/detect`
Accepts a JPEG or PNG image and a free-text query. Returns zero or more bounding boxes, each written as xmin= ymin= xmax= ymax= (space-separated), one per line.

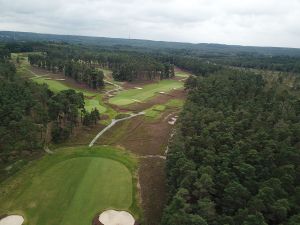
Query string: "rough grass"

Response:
xmin=109 ymin=80 xmax=183 ymax=106
xmin=0 ymin=146 xmax=141 ymax=225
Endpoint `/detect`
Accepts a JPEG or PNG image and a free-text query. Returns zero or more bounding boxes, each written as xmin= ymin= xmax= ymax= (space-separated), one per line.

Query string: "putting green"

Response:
xmin=0 ymin=146 xmax=138 ymax=225
xmin=109 ymin=79 xmax=183 ymax=106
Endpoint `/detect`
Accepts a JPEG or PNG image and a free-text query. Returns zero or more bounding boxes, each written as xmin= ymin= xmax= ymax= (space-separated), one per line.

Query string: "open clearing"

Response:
xmin=109 ymin=80 xmax=183 ymax=106
xmin=0 ymin=146 xmax=139 ymax=225
xmin=174 ymin=67 xmax=192 ymax=78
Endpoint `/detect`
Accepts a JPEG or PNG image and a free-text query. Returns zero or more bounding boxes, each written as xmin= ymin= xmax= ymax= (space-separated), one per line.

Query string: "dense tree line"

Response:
xmin=156 ymin=54 xmax=223 ymax=76
xmin=162 ymin=70 xmax=300 ymax=225
xmin=28 ymin=54 xmax=105 ymax=89
xmin=210 ymin=54 xmax=300 ymax=74
xmin=0 ymin=47 xmax=100 ymax=169
xmin=24 ymin=43 xmax=175 ymax=82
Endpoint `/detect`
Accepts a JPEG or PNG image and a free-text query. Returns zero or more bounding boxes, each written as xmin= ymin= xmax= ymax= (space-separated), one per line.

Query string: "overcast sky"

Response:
xmin=0 ymin=0 xmax=300 ymax=48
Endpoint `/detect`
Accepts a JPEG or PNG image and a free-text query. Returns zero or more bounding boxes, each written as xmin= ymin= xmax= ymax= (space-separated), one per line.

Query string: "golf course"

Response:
xmin=108 ymin=80 xmax=183 ymax=106
xmin=1 ymin=52 xmax=190 ymax=225
xmin=0 ymin=146 xmax=140 ymax=225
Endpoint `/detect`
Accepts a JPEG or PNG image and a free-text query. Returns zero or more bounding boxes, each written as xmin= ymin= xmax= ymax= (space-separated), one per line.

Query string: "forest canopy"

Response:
xmin=162 ymin=69 xmax=300 ymax=225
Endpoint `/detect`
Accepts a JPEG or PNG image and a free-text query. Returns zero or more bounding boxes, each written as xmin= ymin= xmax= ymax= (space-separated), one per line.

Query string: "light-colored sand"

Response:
xmin=168 ymin=117 xmax=177 ymax=125
xmin=134 ymin=87 xmax=143 ymax=90
xmin=99 ymin=210 xmax=135 ymax=225
xmin=0 ymin=215 xmax=24 ymax=225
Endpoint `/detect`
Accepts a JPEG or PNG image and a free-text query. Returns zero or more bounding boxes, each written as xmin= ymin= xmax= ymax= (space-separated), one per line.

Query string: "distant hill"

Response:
xmin=1 ymin=30 xmax=300 ymax=56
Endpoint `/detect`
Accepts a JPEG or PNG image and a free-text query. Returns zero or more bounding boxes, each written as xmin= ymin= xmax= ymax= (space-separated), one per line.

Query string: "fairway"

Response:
xmin=0 ymin=146 xmax=138 ymax=225
xmin=109 ymin=79 xmax=183 ymax=106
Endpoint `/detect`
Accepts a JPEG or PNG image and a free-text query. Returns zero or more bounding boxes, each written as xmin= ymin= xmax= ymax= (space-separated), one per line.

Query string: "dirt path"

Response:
xmin=104 ymin=80 xmax=123 ymax=96
xmin=89 ymin=112 xmax=145 ymax=147
xmin=138 ymin=155 xmax=166 ymax=160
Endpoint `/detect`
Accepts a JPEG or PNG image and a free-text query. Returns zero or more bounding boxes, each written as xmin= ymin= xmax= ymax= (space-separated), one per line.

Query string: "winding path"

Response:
xmin=104 ymin=80 xmax=123 ymax=96
xmin=89 ymin=112 xmax=145 ymax=147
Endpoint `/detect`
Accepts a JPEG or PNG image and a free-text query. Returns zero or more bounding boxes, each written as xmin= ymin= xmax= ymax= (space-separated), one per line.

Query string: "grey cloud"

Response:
xmin=0 ymin=0 xmax=299 ymax=47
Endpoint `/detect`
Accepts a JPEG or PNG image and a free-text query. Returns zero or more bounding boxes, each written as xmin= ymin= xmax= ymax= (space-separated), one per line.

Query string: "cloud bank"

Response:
xmin=0 ymin=0 xmax=299 ymax=47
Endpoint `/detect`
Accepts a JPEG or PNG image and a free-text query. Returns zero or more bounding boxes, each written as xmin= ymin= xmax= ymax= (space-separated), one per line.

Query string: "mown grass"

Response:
xmin=0 ymin=146 xmax=142 ymax=225
xmin=109 ymin=79 xmax=183 ymax=106
xmin=145 ymin=99 xmax=184 ymax=119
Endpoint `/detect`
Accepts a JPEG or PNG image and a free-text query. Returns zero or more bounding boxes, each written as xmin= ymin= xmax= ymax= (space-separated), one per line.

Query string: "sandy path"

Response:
xmin=89 ymin=112 xmax=145 ymax=147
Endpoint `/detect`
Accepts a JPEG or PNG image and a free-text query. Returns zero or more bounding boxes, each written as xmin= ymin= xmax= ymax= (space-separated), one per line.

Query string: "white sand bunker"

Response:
xmin=99 ymin=210 xmax=135 ymax=225
xmin=0 ymin=215 xmax=24 ymax=225
xmin=168 ymin=117 xmax=177 ymax=125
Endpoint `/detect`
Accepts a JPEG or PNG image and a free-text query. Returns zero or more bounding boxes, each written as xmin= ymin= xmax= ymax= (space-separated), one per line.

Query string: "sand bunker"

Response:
xmin=99 ymin=210 xmax=135 ymax=225
xmin=168 ymin=117 xmax=177 ymax=125
xmin=0 ymin=215 xmax=24 ymax=225
xmin=134 ymin=87 xmax=143 ymax=90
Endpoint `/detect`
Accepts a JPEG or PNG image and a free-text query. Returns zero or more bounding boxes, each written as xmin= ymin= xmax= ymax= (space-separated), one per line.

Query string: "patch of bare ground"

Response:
xmin=97 ymin=110 xmax=174 ymax=156
xmin=121 ymin=80 xmax=161 ymax=90
xmin=139 ymin=158 xmax=167 ymax=225
xmin=65 ymin=123 xmax=106 ymax=146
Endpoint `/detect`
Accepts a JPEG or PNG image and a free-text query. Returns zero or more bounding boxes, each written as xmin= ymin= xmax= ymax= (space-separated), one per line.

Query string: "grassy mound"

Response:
xmin=0 ymin=146 xmax=140 ymax=225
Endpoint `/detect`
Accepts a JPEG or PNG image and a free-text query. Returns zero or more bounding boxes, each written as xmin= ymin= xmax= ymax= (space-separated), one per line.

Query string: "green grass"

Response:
xmin=175 ymin=70 xmax=190 ymax=78
xmin=109 ymin=79 xmax=183 ymax=106
xmin=34 ymin=77 xmax=70 ymax=92
xmin=145 ymin=99 xmax=184 ymax=119
xmin=145 ymin=105 xmax=166 ymax=118
xmin=0 ymin=146 xmax=141 ymax=225
xmin=165 ymin=99 xmax=184 ymax=108
xmin=84 ymin=96 xmax=107 ymax=113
